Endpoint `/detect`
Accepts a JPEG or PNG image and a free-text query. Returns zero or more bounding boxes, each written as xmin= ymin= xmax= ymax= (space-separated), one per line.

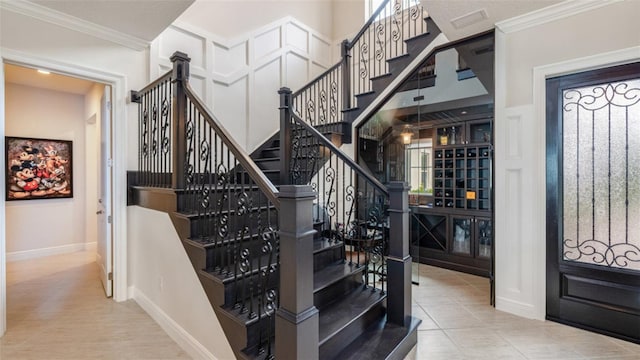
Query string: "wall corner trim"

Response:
xmin=132 ymin=287 xmax=218 ymax=360
xmin=495 ymin=0 xmax=623 ymax=34
xmin=0 ymin=0 xmax=149 ymax=51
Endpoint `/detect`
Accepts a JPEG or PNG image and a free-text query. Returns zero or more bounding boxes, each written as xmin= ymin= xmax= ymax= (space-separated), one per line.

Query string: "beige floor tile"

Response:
xmin=1 ymin=251 xmax=190 ymax=360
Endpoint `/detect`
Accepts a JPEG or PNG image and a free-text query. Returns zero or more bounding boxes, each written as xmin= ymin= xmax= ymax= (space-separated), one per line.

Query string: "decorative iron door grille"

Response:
xmin=562 ymin=78 xmax=640 ymax=272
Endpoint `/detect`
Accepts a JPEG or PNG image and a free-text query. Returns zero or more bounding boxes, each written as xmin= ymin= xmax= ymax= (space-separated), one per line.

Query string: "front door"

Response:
xmin=97 ymin=85 xmax=113 ymax=297
xmin=546 ymin=62 xmax=640 ymax=343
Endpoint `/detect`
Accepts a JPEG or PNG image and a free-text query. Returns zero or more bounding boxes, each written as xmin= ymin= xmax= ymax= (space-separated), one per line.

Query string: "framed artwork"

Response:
xmin=5 ymin=136 xmax=73 ymax=200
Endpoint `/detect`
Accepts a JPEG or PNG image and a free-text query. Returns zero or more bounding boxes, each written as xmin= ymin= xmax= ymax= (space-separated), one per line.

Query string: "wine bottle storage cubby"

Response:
xmin=433 ymin=146 xmax=491 ymax=210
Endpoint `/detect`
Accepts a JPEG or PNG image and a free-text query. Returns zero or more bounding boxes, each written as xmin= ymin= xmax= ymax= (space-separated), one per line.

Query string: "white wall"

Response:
xmin=128 ymin=206 xmax=235 ymax=360
xmin=4 ymin=83 xmax=86 ymax=256
xmin=1 ymin=2 xmax=144 ymax=336
xmin=494 ymin=0 xmax=640 ymax=320
xmin=152 ymin=15 xmax=335 ymax=152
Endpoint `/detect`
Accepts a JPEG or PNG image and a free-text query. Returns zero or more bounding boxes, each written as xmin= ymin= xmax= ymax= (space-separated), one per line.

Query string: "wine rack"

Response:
xmin=433 ymin=145 xmax=491 ymax=210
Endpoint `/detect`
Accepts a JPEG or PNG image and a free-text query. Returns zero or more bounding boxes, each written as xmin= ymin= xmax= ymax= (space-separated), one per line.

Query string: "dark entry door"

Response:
xmin=546 ymin=62 xmax=640 ymax=344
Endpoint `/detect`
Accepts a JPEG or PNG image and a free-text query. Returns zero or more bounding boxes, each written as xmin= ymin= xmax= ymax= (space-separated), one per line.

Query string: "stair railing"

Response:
xmin=291 ymin=0 xmax=427 ymax=128
xmin=281 ymin=86 xmax=413 ymax=329
xmin=133 ymin=52 xmax=281 ymax=358
xmin=130 ymin=69 xmax=174 ymax=188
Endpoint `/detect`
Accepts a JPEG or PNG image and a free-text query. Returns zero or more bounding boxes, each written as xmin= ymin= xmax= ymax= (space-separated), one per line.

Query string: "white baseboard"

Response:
xmin=85 ymin=241 xmax=97 ymax=253
xmin=132 ymin=287 xmax=217 ymax=360
xmin=7 ymin=242 xmax=90 ymax=262
xmin=495 ymin=296 xmax=543 ymax=320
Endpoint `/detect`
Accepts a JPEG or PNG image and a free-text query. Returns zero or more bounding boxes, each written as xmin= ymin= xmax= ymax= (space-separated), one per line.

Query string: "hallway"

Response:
xmin=1 ymin=251 xmax=638 ymax=359
xmin=0 ymin=251 xmax=189 ymax=359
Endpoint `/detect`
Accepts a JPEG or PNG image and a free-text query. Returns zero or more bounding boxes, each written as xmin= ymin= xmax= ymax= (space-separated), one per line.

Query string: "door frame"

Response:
xmin=0 ymin=49 xmax=129 ymax=336
xmin=530 ymin=46 xmax=640 ymax=321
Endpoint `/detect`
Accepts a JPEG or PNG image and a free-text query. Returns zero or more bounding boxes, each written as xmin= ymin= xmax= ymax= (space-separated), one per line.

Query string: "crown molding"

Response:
xmin=496 ymin=0 xmax=623 ymax=34
xmin=0 ymin=0 xmax=149 ymax=51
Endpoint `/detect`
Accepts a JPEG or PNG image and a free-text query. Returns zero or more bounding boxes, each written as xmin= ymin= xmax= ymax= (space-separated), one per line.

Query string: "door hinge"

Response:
xmin=107 ymin=215 xmax=112 ymax=224
xmin=107 ymin=158 xmax=113 ymax=167
xmin=108 ymin=272 xmax=113 ymax=281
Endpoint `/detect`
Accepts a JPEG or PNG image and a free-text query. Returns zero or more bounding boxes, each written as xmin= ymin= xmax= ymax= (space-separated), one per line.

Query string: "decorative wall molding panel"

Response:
xmin=150 ymin=17 xmax=334 ymax=151
xmin=495 ymin=104 xmax=540 ymax=320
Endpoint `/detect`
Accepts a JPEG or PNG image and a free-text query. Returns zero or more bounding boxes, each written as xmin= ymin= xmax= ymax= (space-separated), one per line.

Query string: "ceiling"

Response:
xmin=421 ymin=0 xmax=563 ymax=40
xmin=27 ymin=0 xmax=195 ymax=42
xmin=4 ymin=63 xmax=96 ymax=95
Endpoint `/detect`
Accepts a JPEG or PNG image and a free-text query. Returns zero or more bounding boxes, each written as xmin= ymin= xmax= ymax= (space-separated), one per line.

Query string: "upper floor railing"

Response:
xmin=292 ymin=0 xmax=428 ymax=127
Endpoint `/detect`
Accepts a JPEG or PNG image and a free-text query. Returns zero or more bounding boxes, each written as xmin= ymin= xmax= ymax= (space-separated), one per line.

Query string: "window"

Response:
xmin=406 ymin=139 xmax=433 ymax=195
xmin=366 ymin=0 xmax=421 ymax=20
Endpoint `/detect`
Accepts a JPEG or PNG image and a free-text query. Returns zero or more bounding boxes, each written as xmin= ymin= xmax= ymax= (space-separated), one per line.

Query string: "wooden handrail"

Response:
xmin=346 ymin=0 xmax=391 ymax=50
xmin=136 ymin=70 xmax=173 ymax=96
xmin=183 ymin=83 xmax=281 ymax=209
xmin=290 ymin=112 xmax=389 ymax=197
xmin=291 ymin=62 xmax=341 ymax=98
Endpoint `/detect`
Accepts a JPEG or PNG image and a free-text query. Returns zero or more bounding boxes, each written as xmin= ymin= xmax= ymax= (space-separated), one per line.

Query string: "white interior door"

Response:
xmin=97 ymin=85 xmax=113 ymax=297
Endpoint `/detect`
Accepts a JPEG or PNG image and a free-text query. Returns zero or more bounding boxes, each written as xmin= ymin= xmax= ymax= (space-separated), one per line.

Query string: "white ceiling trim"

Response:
xmin=0 ymin=0 xmax=149 ymax=51
xmin=496 ymin=0 xmax=623 ymax=34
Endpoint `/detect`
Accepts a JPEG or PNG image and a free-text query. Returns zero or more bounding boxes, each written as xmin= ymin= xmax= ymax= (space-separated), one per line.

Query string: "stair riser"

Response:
xmin=255 ymin=159 xmax=280 ymax=171
xmin=200 ymin=269 xmax=279 ymax=308
xmin=189 ymin=209 xmax=278 ymax=239
xmin=177 ymin=189 xmax=268 ymax=214
xmin=314 ymin=246 xmax=344 ymax=272
xmin=212 ymin=299 xmax=277 ymax=357
xmin=319 ymin=302 xmax=386 ymax=360
xmin=205 ymin=235 xmax=262 ymax=266
xmin=260 ymin=148 xmax=280 ymax=158
xmin=314 ymin=271 xmax=364 ymax=310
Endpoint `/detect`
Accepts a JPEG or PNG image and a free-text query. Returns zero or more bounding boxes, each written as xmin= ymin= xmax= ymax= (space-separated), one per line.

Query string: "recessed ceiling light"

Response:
xmin=461 ymin=111 xmax=468 ymax=115
xmin=37 ymin=69 xmax=50 ymax=75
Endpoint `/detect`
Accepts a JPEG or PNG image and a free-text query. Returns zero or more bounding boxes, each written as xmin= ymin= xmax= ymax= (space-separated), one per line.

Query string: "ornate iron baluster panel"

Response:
xmin=183 ymin=92 xmax=280 ymax=357
xmin=291 ymin=63 xmax=343 ymax=131
xmin=562 ymin=78 xmax=640 ymax=271
xmin=346 ymin=0 xmax=427 ymax=109
xmin=135 ymin=71 xmax=173 ymax=187
xmin=289 ymin=113 xmax=390 ymax=294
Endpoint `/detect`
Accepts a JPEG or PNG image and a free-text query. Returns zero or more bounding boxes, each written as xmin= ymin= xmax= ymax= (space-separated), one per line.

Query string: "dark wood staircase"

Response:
xmin=129 ymin=1 xmax=440 ymax=358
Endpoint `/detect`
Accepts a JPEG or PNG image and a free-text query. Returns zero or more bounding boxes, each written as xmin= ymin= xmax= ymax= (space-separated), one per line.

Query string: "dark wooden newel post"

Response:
xmin=171 ymin=51 xmax=190 ymax=190
xmin=276 ymin=185 xmax=319 ymax=360
xmin=387 ymin=181 xmax=412 ymax=326
xmin=279 ymin=87 xmax=292 ymax=185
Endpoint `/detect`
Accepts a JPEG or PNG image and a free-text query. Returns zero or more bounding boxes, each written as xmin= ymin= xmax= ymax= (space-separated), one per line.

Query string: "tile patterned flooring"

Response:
xmin=1 ymin=251 xmax=638 ymax=359
xmin=406 ymin=264 xmax=640 ymax=360
xmin=1 ymin=251 xmax=190 ymax=359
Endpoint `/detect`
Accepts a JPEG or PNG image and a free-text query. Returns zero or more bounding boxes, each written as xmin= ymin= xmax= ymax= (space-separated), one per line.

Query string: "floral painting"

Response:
xmin=5 ymin=136 xmax=73 ymax=200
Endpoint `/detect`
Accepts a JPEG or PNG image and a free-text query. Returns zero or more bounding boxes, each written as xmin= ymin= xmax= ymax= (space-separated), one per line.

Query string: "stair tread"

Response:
xmin=253 ymin=157 xmax=280 ymax=162
xmin=318 ymin=287 xmax=386 ymax=345
xmin=217 ymin=290 xmax=277 ymax=327
xmin=313 ymin=237 xmax=343 ymax=254
xmin=334 ymin=316 xmax=421 ymax=360
xmin=354 ymin=90 xmax=375 ymax=98
xmin=187 ymin=231 xmax=263 ymax=250
xmin=180 ymin=204 xmax=276 ymax=217
xmin=201 ymin=253 xmax=277 ymax=284
xmin=370 ymin=73 xmax=392 ymax=81
xmin=314 ymin=261 xmax=363 ymax=293
xmin=387 ymin=53 xmax=410 ymax=63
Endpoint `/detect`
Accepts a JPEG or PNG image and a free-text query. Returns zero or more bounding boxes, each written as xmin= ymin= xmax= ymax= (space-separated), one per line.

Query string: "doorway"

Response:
xmin=546 ymin=61 xmax=640 ymax=343
xmin=2 ymin=61 xmax=114 ymax=331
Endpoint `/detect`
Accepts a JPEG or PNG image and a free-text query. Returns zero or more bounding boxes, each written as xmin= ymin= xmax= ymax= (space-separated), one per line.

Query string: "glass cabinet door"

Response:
xmin=476 ymin=218 xmax=492 ymax=258
xmin=451 ymin=217 xmax=472 ymax=255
